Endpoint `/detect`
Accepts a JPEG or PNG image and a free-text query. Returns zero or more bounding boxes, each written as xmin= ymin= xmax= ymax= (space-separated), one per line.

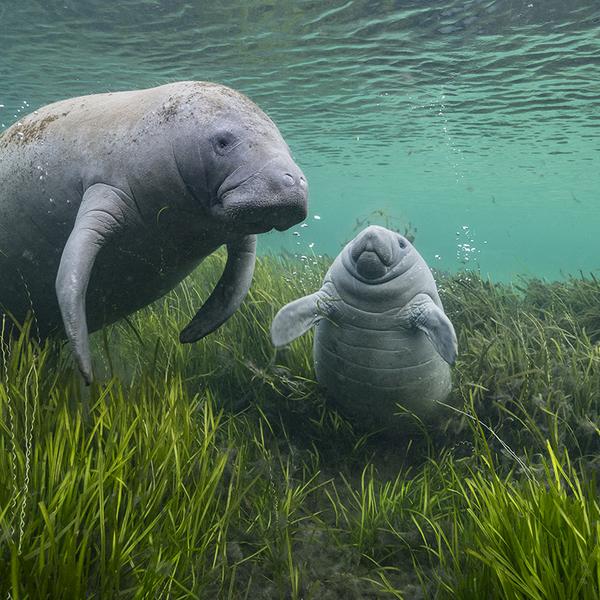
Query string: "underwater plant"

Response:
xmin=0 ymin=253 xmax=598 ymax=598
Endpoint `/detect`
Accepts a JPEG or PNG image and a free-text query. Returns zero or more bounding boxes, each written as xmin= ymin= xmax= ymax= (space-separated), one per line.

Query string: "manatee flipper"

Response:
xmin=56 ymin=183 xmax=140 ymax=384
xmin=404 ymin=294 xmax=458 ymax=364
xmin=179 ymin=235 xmax=257 ymax=343
xmin=270 ymin=290 xmax=332 ymax=347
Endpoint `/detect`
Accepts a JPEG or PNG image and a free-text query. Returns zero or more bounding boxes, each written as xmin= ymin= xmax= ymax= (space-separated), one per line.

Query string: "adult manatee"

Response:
xmin=0 ymin=81 xmax=308 ymax=383
xmin=270 ymin=226 xmax=457 ymax=428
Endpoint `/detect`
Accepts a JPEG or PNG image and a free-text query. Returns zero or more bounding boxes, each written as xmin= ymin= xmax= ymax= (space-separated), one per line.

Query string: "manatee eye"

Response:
xmin=212 ymin=131 xmax=237 ymax=155
xmin=398 ymin=239 xmax=407 ymax=249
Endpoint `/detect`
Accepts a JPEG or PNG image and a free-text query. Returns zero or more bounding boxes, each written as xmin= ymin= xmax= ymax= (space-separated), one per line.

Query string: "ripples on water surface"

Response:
xmin=1 ymin=0 xmax=599 ymax=279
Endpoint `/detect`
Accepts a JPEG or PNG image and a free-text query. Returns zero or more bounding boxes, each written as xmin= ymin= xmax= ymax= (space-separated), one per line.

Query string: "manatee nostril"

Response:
xmin=299 ymin=175 xmax=307 ymax=187
xmin=283 ymin=173 xmax=295 ymax=186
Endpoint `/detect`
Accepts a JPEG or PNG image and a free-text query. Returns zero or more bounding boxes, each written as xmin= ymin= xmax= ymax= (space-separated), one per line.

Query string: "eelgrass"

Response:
xmin=436 ymin=441 xmax=600 ymax=599
xmin=0 ymin=250 xmax=598 ymax=598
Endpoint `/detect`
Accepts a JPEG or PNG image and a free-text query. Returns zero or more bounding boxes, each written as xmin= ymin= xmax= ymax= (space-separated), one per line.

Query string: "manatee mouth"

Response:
xmin=214 ymin=159 xmax=308 ymax=233
xmin=342 ymin=226 xmax=413 ymax=284
xmin=351 ymin=231 xmax=396 ymax=280
xmin=354 ymin=251 xmax=389 ymax=279
xmin=213 ymin=189 xmax=306 ymax=233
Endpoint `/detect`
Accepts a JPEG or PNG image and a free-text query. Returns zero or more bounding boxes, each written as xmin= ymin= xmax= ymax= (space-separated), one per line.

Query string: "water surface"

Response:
xmin=1 ymin=0 xmax=599 ymax=280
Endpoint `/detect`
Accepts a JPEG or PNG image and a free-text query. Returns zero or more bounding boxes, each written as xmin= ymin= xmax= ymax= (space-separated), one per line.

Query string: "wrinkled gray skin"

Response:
xmin=0 ymin=81 xmax=308 ymax=384
xmin=271 ymin=226 xmax=457 ymax=427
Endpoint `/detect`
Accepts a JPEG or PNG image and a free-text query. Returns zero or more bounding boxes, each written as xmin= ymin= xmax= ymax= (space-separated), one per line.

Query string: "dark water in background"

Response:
xmin=1 ymin=0 xmax=599 ymax=281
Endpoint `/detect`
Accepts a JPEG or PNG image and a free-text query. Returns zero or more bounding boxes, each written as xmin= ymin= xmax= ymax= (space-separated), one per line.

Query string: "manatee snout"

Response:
xmin=349 ymin=225 xmax=409 ymax=280
xmin=217 ymin=158 xmax=308 ymax=232
xmin=269 ymin=165 xmax=308 ymax=230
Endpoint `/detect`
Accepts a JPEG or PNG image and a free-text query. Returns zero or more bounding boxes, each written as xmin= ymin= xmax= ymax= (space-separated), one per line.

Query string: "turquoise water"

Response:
xmin=1 ymin=0 xmax=599 ymax=281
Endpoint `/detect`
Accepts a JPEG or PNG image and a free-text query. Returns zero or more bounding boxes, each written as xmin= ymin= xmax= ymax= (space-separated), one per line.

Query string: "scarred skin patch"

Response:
xmin=1 ymin=113 xmax=61 ymax=147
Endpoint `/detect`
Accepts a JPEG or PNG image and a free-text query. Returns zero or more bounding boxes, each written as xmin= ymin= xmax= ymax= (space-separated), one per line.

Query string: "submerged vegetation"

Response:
xmin=0 ymin=251 xmax=598 ymax=598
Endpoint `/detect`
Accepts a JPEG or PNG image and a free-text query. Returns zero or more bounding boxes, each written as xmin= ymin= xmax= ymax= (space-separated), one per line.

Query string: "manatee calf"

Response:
xmin=0 ymin=81 xmax=308 ymax=383
xmin=271 ymin=225 xmax=457 ymax=427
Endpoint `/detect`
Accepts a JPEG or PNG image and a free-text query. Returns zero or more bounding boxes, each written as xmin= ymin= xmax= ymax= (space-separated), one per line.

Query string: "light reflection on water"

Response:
xmin=1 ymin=0 xmax=599 ymax=280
